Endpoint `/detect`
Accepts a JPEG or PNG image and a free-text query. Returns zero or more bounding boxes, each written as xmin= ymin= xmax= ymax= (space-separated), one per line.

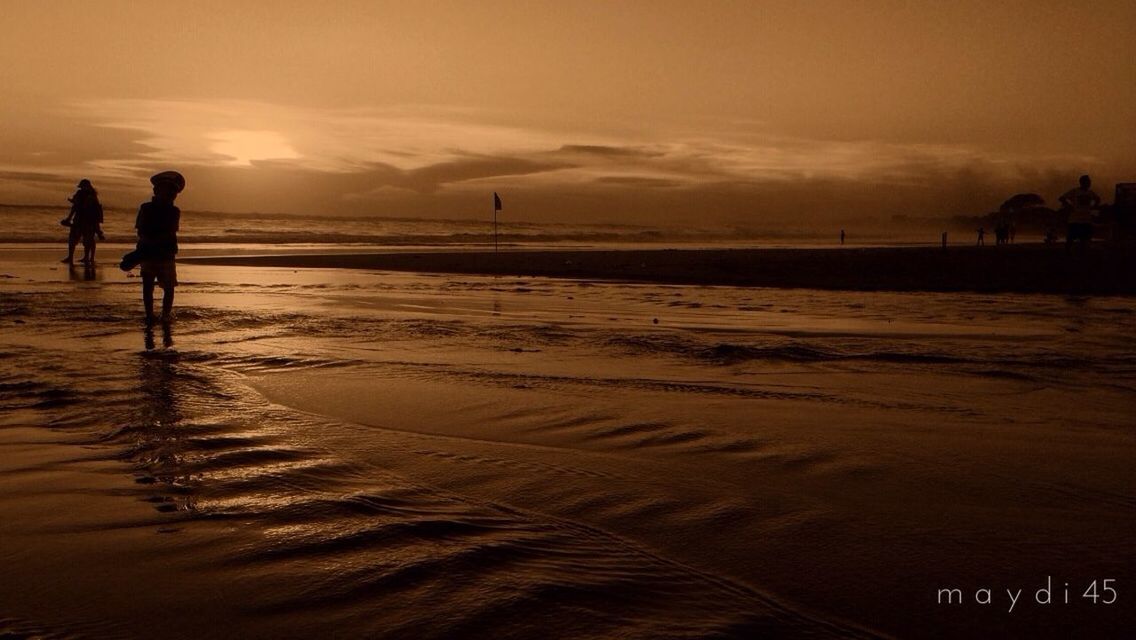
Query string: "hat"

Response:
xmin=150 ymin=171 xmax=186 ymax=193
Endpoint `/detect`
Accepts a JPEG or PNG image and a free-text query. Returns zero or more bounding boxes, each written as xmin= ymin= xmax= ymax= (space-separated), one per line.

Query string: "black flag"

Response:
xmin=494 ymin=192 xmax=502 ymax=211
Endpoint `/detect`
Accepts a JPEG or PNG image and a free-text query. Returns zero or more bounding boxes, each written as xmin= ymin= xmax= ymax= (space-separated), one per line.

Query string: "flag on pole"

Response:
xmin=494 ymin=192 xmax=502 ymax=211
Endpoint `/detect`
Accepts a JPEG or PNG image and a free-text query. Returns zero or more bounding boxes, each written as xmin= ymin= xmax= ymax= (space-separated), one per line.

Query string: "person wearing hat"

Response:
xmin=60 ymin=179 xmax=104 ymax=264
xmin=133 ymin=171 xmax=185 ymax=323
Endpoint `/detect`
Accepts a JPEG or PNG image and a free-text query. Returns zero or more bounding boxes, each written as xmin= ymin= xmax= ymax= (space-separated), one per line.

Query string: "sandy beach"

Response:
xmin=186 ymin=244 xmax=1136 ymax=294
xmin=1 ymin=245 xmax=1133 ymax=638
xmin=5 ymin=1 xmax=1136 ymax=637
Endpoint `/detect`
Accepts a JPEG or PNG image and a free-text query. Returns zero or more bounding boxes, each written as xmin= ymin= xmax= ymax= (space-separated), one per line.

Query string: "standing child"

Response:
xmin=133 ymin=171 xmax=184 ymax=323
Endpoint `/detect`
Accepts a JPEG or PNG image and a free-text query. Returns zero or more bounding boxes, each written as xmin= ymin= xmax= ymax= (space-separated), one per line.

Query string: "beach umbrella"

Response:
xmin=999 ymin=193 xmax=1046 ymax=214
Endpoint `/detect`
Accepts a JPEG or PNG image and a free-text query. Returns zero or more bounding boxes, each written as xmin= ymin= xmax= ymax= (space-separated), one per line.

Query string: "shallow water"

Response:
xmin=0 ymin=246 xmax=1133 ymax=639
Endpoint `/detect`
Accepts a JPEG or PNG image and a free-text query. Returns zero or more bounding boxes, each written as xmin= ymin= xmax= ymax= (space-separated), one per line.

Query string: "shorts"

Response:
xmin=140 ymin=259 xmax=177 ymax=289
xmin=1067 ymin=223 xmax=1093 ymax=242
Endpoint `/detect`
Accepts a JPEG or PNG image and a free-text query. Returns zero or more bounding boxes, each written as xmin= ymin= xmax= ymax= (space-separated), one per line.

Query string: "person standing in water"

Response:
xmin=1059 ymin=174 xmax=1100 ymax=254
xmin=60 ymin=179 xmax=104 ymax=264
xmin=134 ymin=171 xmax=184 ymax=323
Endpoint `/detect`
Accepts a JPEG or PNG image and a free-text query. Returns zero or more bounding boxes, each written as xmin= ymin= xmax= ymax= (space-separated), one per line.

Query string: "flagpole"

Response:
xmin=493 ymin=192 xmax=500 ymax=254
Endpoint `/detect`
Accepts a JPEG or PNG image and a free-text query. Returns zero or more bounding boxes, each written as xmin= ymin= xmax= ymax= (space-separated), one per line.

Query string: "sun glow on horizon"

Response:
xmin=209 ymin=130 xmax=300 ymax=166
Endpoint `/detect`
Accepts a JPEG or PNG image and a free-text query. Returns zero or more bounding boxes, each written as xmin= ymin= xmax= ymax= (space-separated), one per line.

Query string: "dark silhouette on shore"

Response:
xmin=959 ymin=193 xmax=1052 ymax=243
xmin=60 ymin=179 xmax=104 ymax=265
xmin=976 ymin=227 xmax=984 ymax=246
xmin=1115 ymin=183 xmax=1136 ymax=244
xmin=188 ymin=245 xmax=1136 ymax=295
xmin=994 ymin=219 xmax=1014 ymax=245
xmin=1060 ymin=175 xmax=1100 ymax=254
xmin=122 ymin=171 xmax=185 ymax=323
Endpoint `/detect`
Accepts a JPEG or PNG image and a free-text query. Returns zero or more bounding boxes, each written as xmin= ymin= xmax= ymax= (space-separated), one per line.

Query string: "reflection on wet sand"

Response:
xmin=68 ymin=264 xmax=103 ymax=282
xmin=136 ymin=322 xmax=197 ymax=514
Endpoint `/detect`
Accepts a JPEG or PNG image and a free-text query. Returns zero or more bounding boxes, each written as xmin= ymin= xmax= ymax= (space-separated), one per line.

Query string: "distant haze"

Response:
xmin=2 ymin=0 xmax=1133 ymax=224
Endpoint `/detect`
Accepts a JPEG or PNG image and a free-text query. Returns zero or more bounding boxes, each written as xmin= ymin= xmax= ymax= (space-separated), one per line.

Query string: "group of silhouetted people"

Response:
xmin=976 ymin=220 xmax=1017 ymax=246
xmin=972 ymin=175 xmax=1103 ymax=252
xmin=61 ymin=171 xmax=185 ymax=324
xmin=61 ymin=179 xmax=105 ymax=265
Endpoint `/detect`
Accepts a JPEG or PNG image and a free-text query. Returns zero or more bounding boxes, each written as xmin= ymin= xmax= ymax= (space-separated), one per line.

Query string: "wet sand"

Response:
xmin=186 ymin=244 xmax=1136 ymax=294
xmin=1 ymin=246 xmax=1134 ymax=639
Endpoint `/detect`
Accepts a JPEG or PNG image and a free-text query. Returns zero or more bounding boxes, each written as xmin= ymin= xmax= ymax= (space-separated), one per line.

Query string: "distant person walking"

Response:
xmin=129 ymin=171 xmax=184 ymax=323
xmin=60 ymin=179 xmax=104 ymax=264
xmin=976 ymin=227 xmax=985 ymax=246
xmin=1060 ymin=175 xmax=1100 ymax=253
xmin=840 ymin=229 xmax=846 ymax=245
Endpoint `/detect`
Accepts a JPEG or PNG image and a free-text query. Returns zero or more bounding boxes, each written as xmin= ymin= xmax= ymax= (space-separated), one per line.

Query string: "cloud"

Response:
xmin=0 ymin=98 xmax=1122 ymax=223
xmin=593 ymin=176 xmax=681 ymax=188
xmin=403 ymin=155 xmax=575 ymax=193
xmin=557 ymin=145 xmax=666 ymax=159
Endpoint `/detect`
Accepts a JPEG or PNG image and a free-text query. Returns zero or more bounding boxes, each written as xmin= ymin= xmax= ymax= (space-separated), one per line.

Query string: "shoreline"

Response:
xmin=184 ymin=244 xmax=1136 ymax=294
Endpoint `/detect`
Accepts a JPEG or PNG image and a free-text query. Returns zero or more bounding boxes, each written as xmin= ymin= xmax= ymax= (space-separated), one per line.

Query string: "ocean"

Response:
xmin=0 ymin=203 xmax=945 ymax=249
xmin=0 ymin=229 xmax=1133 ymax=637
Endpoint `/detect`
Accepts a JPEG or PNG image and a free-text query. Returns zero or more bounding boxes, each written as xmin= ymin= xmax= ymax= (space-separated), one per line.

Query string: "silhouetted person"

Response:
xmin=60 ymin=179 xmax=104 ymax=264
xmin=60 ymin=180 xmax=85 ymax=262
xmin=995 ymin=220 xmax=1009 ymax=245
xmin=1116 ymin=183 xmax=1136 ymax=245
xmin=840 ymin=229 xmax=845 ymax=245
xmin=941 ymin=231 xmax=948 ymax=250
xmin=133 ymin=171 xmax=184 ymax=324
xmin=976 ymin=227 xmax=985 ymax=246
xmin=1060 ymin=175 xmax=1100 ymax=254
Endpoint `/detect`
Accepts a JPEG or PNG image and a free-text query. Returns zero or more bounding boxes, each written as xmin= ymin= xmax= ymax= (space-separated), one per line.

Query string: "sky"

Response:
xmin=1 ymin=0 xmax=1133 ymax=225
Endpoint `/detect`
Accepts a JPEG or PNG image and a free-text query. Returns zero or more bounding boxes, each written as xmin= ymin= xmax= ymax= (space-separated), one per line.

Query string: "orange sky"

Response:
xmin=2 ymin=0 xmax=1133 ymax=223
